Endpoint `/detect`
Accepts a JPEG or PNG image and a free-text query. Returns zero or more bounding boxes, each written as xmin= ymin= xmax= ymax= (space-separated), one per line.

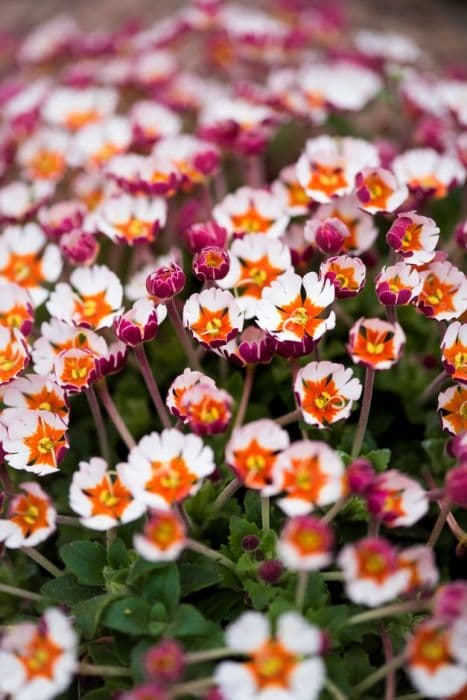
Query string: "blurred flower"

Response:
xmin=386 ymin=211 xmax=440 ymax=266
xmin=134 ymin=508 xmax=186 ymax=562
xmin=320 ymin=255 xmax=366 ymax=298
xmin=193 ymin=246 xmax=230 ymax=282
xmin=365 ymin=470 xmax=429 ymax=527
xmin=278 ymin=515 xmax=334 ymax=571
xmin=375 ymin=261 xmax=422 ymax=306
xmin=0 ymin=481 xmax=56 ymax=548
xmin=213 ymin=186 xmax=289 ymax=238
xmin=347 ymin=317 xmax=405 ymax=370
xmin=392 ymin=147 xmax=465 ymax=199
xmin=0 ymin=282 xmax=34 ymax=335
xmin=355 ymin=166 xmax=408 ymax=213
xmin=441 ymin=321 xmax=467 ymax=384
xmin=438 ymin=385 xmax=467 ymax=435
xmin=0 ymin=327 xmax=29 ymax=387
xmin=417 ymin=261 xmax=467 ymax=321
xmin=114 ymin=299 xmax=166 ymax=347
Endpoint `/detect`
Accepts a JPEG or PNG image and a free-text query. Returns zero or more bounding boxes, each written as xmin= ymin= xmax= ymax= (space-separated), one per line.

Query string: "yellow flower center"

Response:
xmin=246 ymin=454 xmax=266 ymax=471
xmin=38 ymin=437 xmax=55 ymax=454
xmin=366 ymin=341 xmax=384 ymax=355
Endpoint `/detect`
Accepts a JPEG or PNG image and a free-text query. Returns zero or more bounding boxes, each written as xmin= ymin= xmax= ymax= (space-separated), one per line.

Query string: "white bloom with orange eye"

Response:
xmin=119 ymin=428 xmax=216 ymax=509
xmin=152 ymin=135 xmax=219 ymax=185
xmin=348 ymin=317 xmax=406 ymax=370
xmin=42 ymin=86 xmax=118 ymax=131
xmin=0 ymin=607 xmax=77 ymax=700
xmin=218 ymin=235 xmax=292 ymax=319
xmin=386 ymin=210 xmax=440 ymax=266
xmin=375 ymin=261 xmax=423 ymax=306
xmin=133 ymin=508 xmax=186 ymax=562
xmin=166 ymin=368 xmax=216 ymax=420
xmin=0 ymin=283 xmax=34 ymax=335
xmin=278 ymin=515 xmax=334 ymax=571
xmin=181 ymin=382 xmax=233 ymax=436
xmin=17 ymin=128 xmax=69 ymax=183
xmin=72 ymin=170 xmax=106 ymax=211
xmin=271 ymin=165 xmax=312 ymax=216
xmin=2 ymin=409 xmax=68 ymax=476
xmin=18 ymin=14 xmax=78 ymax=64
xmin=225 ymin=419 xmax=290 ymax=490
xmin=199 ymin=95 xmax=275 ymax=136
xmin=130 ymin=101 xmax=182 ymax=144
xmin=0 ymin=481 xmax=56 ymax=548
xmin=308 ymin=195 xmax=378 ymax=255
xmin=53 ymin=348 xmax=100 ymax=393
xmin=70 ymin=457 xmax=146 ymax=530
xmin=320 ymin=255 xmax=367 ymax=298
xmin=417 ymin=261 xmax=467 ymax=321
xmin=337 ymin=537 xmax=410 ymax=607
xmin=296 ymin=135 xmax=379 ymax=204
xmin=366 ymin=470 xmax=429 ymax=528
xmin=355 ymin=29 xmax=421 ymax=63
xmin=1 ymin=374 xmax=68 ymax=423
xmin=266 ymin=440 xmax=346 ymax=515
xmin=0 ymin=327 xmax=30 ymax=388
xmin=215 ymin=611 xmax=325 ymax=700
xmin=32 ymin=320 xmax=107 ymax=375
xmin=438 ymin=384 xmax=467 ymax=436
xmin=105 ymin=153 xmax=147 ymax=192
xmin=183 ymin=288 xmax=244 ymax=349
xmin=298 ymin=61 xmax=382 ymax=112
xmin=256 ymin=271 xmax=336 ymax=345
xmin=355 ymin=166 xmax=408 ymax=214
xmin=438 ymin=80 xmax=467 ymax=127
xmin=3 ymin=78 xmax=50 ymax=125
xmin=406 ymin=621 xmax=467 ymax=698
xmin=96 ymin=194 xmax=167 ymax=246
xmin=213 ymin=186 xmax=289 ymax=239
xmin=0 ymin=181 xmax=55 ymax=223
xmin=132 ymin=50 xmax=178 ymax=88
xmin=392 ymin=147 xmax=466 ymax=198
xmin=398 ymin=545 xmax=439 ymax=594
xmin=47 ymin=264 xmax=123 ymax=330
xmin=441 ymin=321 xmax=467 ymax=384
xmin=0 ymin=223 xmax=62 ymax=307
xmin=69 ymin=117 xmax=132 ymax=169
xmin=294 ymin=361 xmax=362 ymax=428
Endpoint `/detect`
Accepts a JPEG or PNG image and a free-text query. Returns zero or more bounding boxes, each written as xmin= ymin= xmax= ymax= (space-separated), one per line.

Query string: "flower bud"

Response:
xmin=146 ymin=262 xmax=185 ymax=300
xmin=448 ymin=433 xmax=467 ymax=462
xmin=192 ymin=246 xmax=230 ymax=282
xmin=433 ymin=581 xmax=467 ymax=623
xmin=347 ymin=458 xmax=375 ymax=495
xmin=454 ymin=220 xmax=467 ymax=250
xmin=445 ymin=464 xmax=467 ymax=508
xmin=60 ymin=230 xmax=100 ymax=266
xmin=114 ymin=299 xmax=165 ymax=347
xmin=313 ymin=218 xmax=347 ymax=255
xmin=258 ymin=559 xmax=284 ymax=584
xmin=183 ymin=221 xmax=227 ymax=253
xmin=241 ymin=534 xmax=260 ymax=552
xmin=119 ymin=682 xmax=169 ymax=700
xmin=38 ymin=200 xmax=87 ymax=240
xmin=144 ymin=639 xmax=185 ymax=683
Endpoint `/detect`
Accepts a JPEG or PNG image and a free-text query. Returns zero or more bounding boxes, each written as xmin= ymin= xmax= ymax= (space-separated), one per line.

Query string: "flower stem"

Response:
xmin=350 ymin=653 xmax=406 ymax=698
xmin=321 ymin=497 xmax=348 ymax=524
xmin=186 ymin=538 xmax=235 ymax=571
xmin=276 ymin=408 xmax=301 ymax=426
xmin=261 ymin=495 xmax=270 ymax=530
xmin=427 ymin=497 xmax=451 ymax=548
xmin=295 ymin=570 xmax=309 ymax=610
xmin=321 ymin=571 xmax=345 ymax=581
xmin=351 ymin=366 xmax=375 ymax=459
xmin=21 ymin=547 xmax=62 ymax=577
xmin=167 ymin=299 xmax=201 ymax=371
xmin=233 ymin=364 xmax=255 ymax=430
xmin=77 ymin=663 xmax=131 ymax=677
xmin=172 ymin=677 xmax=214 ymax=697
xmin=133 ymin=345 xmax=171 ymax=428
xmin=185 ymin=648 xmax=232 ymax=663
xmin=325 ymin=678 xmax=349 ymax=700
xmin=419 ymin=370 xmax=448 ymax=404
xmin=86 ymin=386 xmax=111 ymax=464
xmin=348 ymin=598 xmax=430 ymax=626
xmin=97 ymin=380 xmax=136 ymax=450
xmin=0 ymin=582 xmax=41 ymax=601
xmin=212 ymin=477 xmax=242 ymax=512
xmin=56 ymin=515 xmax=81 ymax=526
xmin=380 ymin=624 xmax=396 ymax=700
xmin=0 ymin=462 xmax=13 ymax=493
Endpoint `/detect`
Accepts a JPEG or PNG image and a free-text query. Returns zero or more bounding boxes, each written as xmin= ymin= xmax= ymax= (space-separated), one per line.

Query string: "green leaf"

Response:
xmin=365 ymin=448 xmax=391 ymax=472
xmin=127 ymin=557 xmax=160 ymax=584
xmin=60 ymin=541 xmax=107 ymax=586
xmin=167 ymin=604 xmax=223 ymax=643
xmin=143 ymin=564 xmax=180 ymax=614
xmin=102 ymin=596 xmax=151 ymax=635
xmin=228 ymin=515 xmax=260 ymax=558
xmin=179 ymin=552 xmax=221 ymax=595
xmin=73 ymin=593 xmax=118 ymax=639
xmin=41 ymin=574 xmax=100 ymax=606
xmin=107 ymin=539 xmax=129 ymax=569
xmin=422 ymin=438 xmax=455 ymax=475
xmin=244 ymin=579 xmax=278 ymax=610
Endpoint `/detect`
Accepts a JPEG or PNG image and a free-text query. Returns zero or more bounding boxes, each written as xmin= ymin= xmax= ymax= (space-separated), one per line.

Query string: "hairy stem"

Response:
xmin=233 ymin=364 xmax=255 ymax=430
xmin=351 ymin=366 xmax=375 ymax=459
xmin=427 ymin=497 xmax=451 ymax=548
xmin=348 ymin=598 xmax=430 ymax=625
xmin=380 ymin=624 xmax=396 ymax=700
xmin=350 ymin=653 xmax=406 ymax=698
xmin=276 ymin=408 xmax=301 ymax=426
xmin=0 ymin=582 xmax=41 ymax=601
xmin=212 ymin=477 xmax=242 ymax=512
xmin=133 ymin=345 xmax=171 ymax=428
xmin=261 ymin=495 xmax=270 ymax=531
xmin=186 ymin=538 xmax=235 ymax=571
xmin=97 ymin=380 xmax=136 ymax=450
xmin=86 ymin=386 xmax=111 ymax=464
xmin=419 ymin=370 xmax=448 ymax=404
xmin=21 ymin=547 xmax=62 ymax=577
xmin=77 ymin=663 xmax=131 ymax=677
xmin=325 ymin=678 xmax=349 ymax=700
xmin=186 ymin=648 xmax=232 ymax=663
xmin=295 ymin=570 xmax=309 ymax=610
xmin=172 ymin=677 xmax=214 ymax=697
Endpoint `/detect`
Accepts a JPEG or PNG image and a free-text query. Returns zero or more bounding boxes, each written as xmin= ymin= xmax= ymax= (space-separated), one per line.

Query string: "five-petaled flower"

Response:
xmin=347 ymin=317 xmax=406 ymax=370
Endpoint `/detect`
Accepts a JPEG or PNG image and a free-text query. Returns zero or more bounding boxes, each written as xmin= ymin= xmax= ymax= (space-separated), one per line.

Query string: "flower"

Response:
xmin=213 ymin=186 xmax=289 ymax=239
xmin=386 ymin=211 xmax=440 ymax=265
xmin=445 ymin=464 xmax=467 ymax=508
xmin=433 ymin=582 xmax=467 ymax=623
xmin=119 ymin=428 xmax=216 ymax=509
xmin=17 ymin=128 xmax=69 ymax=182
xmin=130 ymin=101 xmax=182 ymax=146
xmin=1 ymin=374 xmax=68 ymax=422
xmin=347 ymin=458 xmax=376 ymax=495
xmin=114 ymin=299 xmax=166 ymax=347
xmin=375 ymin=261 xmax=422 ymax=305
xmin=0 ymin=327 xmax=30 ymax=387
xmin=320 ymin=255 xmax=366 ymax=298
xmin=305 ymin=217 xmax=348 ymax=255
xmin=438 ymin=385 xmax=467 ymax=435
xmin=96 ymin=193 xmax=167 ymax=245
xmin=2 ymin=409 xmax=69 ymax=476
xmin=0 ymin=608 xmax=77 ymax=700
xmin=31 ymin=320 xmax=107 ymax=376
xmin=266 ymin=440 xmax=346 ymax=515
xmin=146 ymin=262 xmax=186 ymax=301
xmin=355 ymin=29 xmax=421 ymax=63
xmin=294 ymin=360 xmax=362 ymax=428
xmin=0 ymin=481 xmax=56 ymax=547
xmin=218 ymin=234 xmax=292 ymax=319
xmin=183 ymin=287 xmax=244 ymax=348
xmin=278 ymin=515 xmax=334 ymax=571
xmin=47 ymin=264 xmax=123 ymax=330
xmin=166 ymin=368 xmax=216 ymax=420
xmin=306 ymin=195 xmax=377 ymax=255
xmin=225 ymin=419 xmax=290 ymax=490
xmin=193 ymin=246 xmax=230 ymax=282
xmin=392 ymin=147 xmax=465 ymax=198
xmin=365 ymin=470 xmax=429 ymax=527
xmin=134 ymin=508 xmax=186 ymax=562
xmin=0 ymin=282 xmax=34 ymax=335
xmin=181 ymin=382 xmax=233 ymax=436
xmin=441 ymin=322 xmax=467 ymax=384
xmin=337 ymin=537 xmax=410 ymax=606
xmin=355 ymin=166 xmax=408 ymax=213
xmin=0 ymin=181 xmax=54 ymax=223
xmin=347 ymin=317 xmax=406 ymax=370
xmin=182 ymin=220 xmax=228 ymax=253
xmin=42 ymin=86 xmax=117 ymax=130
xmin=271 ymin=165 xmax=312 ymax=217
xmin=215 ymin=611 xmax=325 ymax=700
xmin=69 ymin=457 xmax=146 ymax=529
xmin=144 ymin=640 xmax=185 ymax=683
xmin=417 ymin=261 xmax=467 ymax=321
xmin=60 ymin=230 xmax=100 ymax=266
xmin=215 ymin=327 xmax=275 ymax=367
xmin=69 ymin=116 xmax=132 ymax=169
xmin=152 ymin=134 xmax=219 ymax=186
xmin=298 ymin=61 xmax=382 ymax=113
xmin=398 ymin=545 xmax=439 ymax=593
xmin=296 ymin=135 xmax=379 ymax=203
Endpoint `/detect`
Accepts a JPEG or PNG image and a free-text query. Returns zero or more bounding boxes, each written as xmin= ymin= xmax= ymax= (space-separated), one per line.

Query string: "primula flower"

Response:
xmin=119 ymin=428 xmax=215 ymax=509
xmin=386 ymin=211 xmax=440 ymax=265
xmin=0 ymin=327 xmax=30 ymax=387
xmin=132 ymin=49 xmax=177 ymax=88
xmin=146 ymin=262 xmax=186 ymax=301
xmin=38 ymin=200 xmax=87 ymax=240
xmin=60 ymin=229 xmax=100 ymax=266
xmin=0 ymin=282 xmax=34 ymax=335
xmin=69 ymin=116 xmax=132 ymax=169
xmin=365 ymin=470 xmax=429 ymax=527
xmin=354 ymin=28 xmax=421 ymax=63
xmin=166 ymin=368 xmax=216 ymax=421
xmin=0 ymin=481 xmax=56 ymax=548
xmin=347 ymin=317 xmax=406 ymax=370
xmin=306 ymin=196 xmax=378 ymax=255
xmin=180 ymin=382 xmax=233 ymax=436
xmin=298 ymin=61 xmax=382 ymax=113
xmin=32 ymin=320 xmax=107 ymax=375
xmin=218 ymin=235 xmax=292 ymax=319
xmin=0 ymin=608 xmax=77 ymax=700
xmin=213 ymin=186 xmax=289 ymax=239
xmin=18 ymin=14 xmax=78 ymax=64
xmin=294 ymin=360 xmax=362 ymax=428
xmin=265 ymin=440 xmax=346 ymax=515
xmin=42 ymin=86 xmax=117 ymax=131
xmin=305 ymin=217 xmax=348 ymax=256
xmin=47 ymin=264 xmax=123 ymax=330
xmin=296 ymin=135 xmax=379 ymax=203
xmin=271 ymin=165 xmax=312 ymax=217
xmin=441 ymin=322 xmax=467 ymax=384
xmin=375 ymin=261 xmax=423 ymax=306
xmin=215 ymin=327 xmax=275 ymax=367
xmin=97 ymin=193 xmax=167 ymax=246
xmin=130 ymin=101 xmax=182 ymax=146
xmin=1 ymin=374 xmax=68 ymax=423
xmin=438 ymin=385 xmax=467 ymax=435
xmin=225 ymin=419 xmax=290 ymax=490
xmin=398 ymin=545 xmax=439 ymax=593
xmin=144 ymin=639 xmax=185 ymax=684
xmin=152 ymin=134 xmax=219 ymax=186
xmin=278 ymin=515 xmax=334 ymax=571
xmin=193 ymin=246 xmax=230 ymax=282
xmin=134 ymin=508 xmax=186 ymax=562
xmin=53 ymin=348 xmax=101 ymax=393
xmin=114 ymin=299 xmax=166 ymax=347
xmin=183 ymin=287 xmax=244 ymax=348
xmin=446 ymin=464 xmax=467 ymax=508
xmin=433 ymin=582 xmax=467 ymax=623
xmin=215 ymin=611 xmax=325 ymax=700
xmin=0 ymin=181 xmax=55 ymax=223
xmin=70 ymin=457 xmax=146 ymax=530
xmin=355 ymin=166 xmax=408 ymax=213
xmin=2 ymin=409 xmax=68 ymax=476
xmin=320 ymin=255 xmax=366 ymax=298
xmin=182 ymin=220 xmax=227 ymax=254
xmin=392 ymin=147 xmax=465 ymax=198
xmin=337 ymin=537 xmax=410 ymax=606
xmin=0 ymin=223 xmax=62 ymax=306
xmin=417 ymin=261 xmax=467 ymax=321
xmin=17 ymin=128 xmax=69 ymax=182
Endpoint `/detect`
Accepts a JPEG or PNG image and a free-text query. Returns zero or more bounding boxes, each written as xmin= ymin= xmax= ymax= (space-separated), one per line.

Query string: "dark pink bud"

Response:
xmin=241 ymin=534 xmax=260 ymax=551
xmin=433 ymin=581 xmax=467 ymax=622
xmin=144 ymin=639 xmax=185 ymax=683
xmin=204 ymin=688 xmax=225 ymax=700
xmin=448 ymin=434 xmax=467 ymax=461
xmin=60 ymin=230 xmax=100 ymax=266
xmin=347 ymin=458 xmax=375 ymax=495
xmin=119 ymin=682 xmax=170 ymax=700
xmin=39 ymin=200 xmax=87 ymax=240
xmin=113 ymin=299 xmax=161 ymax=347
xmin=235 ymin=128 xmax=268 ymax=156
xmin=237 ymin=327 xmax=274 ymax=365
xmin=96 ymin=340 xmax=127 ymax=378
xmin=445 ymin=464 xmax=467 ymax=508
xmin=258 ymin=559 xmax=284 ymax=584
xmin=183 ymin=221 xmax=227 ymax=253
xmin=320 ymin=630 xmax=332 ymax=656
xmin=193 ymin=246 xmax=230 ymax=282
xmin=146 ymin=262 xmax=185 ymax=300
xmin=454 ymin=220 xmax=467 ymax=250
xmin=314 ymin=218 xmax=347 ymax=255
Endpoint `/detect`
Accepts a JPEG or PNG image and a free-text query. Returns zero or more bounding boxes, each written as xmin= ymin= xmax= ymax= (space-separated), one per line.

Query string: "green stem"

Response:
xmin=185 ymin=648 xmax=232 ymax=663
xmin=321 ymin=497 xmax=348 ymax=524
xmin=351 ymin=367 xmax=375 ymax=459
xmin=212 ymin=477 xmax=242 ymax=512
xmin=380 ymin=624 xmax=396 ymax=700
xmin=427 ymin=497 xmax=451 ymax=548
xmin=21 ymin=547 xmax=62 ymax=577
xmin=321 ymin=571 xmax=345 ymax=581
xmin=350 ymin=654 xmax=406 ymax=698
xmin=233 ymin=364 xmax=255 ymax=429
xmin=172 ymin=677 xmax=214 ymax=697
xmin=325 ymin=678 xmax=349 ymax=700
xmin=0 ymin=582 xmax=41 ymax=601
xmin=419 ymin=370 xmax=448 ymax=404
xmin=348 ymin=598 xmax=430 ymax=626
xmin=295 ymin=570 xmax=308 ymax=610
xmin=133 ymin=345 xmax=171 ymax=428
xmin=186 ymin=538 xmax=235 ymax=571
xmin=56 ymin=515 xmax=81 ymax=526
xmin=276 ymin=408 xmax=301 ymax=426
xmin=86 ymin=386 xmax=111 ymax=464
xmin=261 ymin=495 xmax=270 ymax=530
xmin=77 ymin=663 xmax=131 ymax=677
xmin=97 ymin=380 xmax=136 ymax=450
xmin=0 ymin=462 xmax=13 ymax=493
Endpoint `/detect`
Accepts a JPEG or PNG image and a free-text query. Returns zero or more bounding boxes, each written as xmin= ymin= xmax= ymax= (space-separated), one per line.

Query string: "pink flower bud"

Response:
xmin=241 ymin=534 xmax=260 ymax=551
xmin=114 ymin=299 xmax=164 ymax=347
xmin=347 ymin=459 xmax=375 ymax=494
xmin=306 ymin=217 xmax=348 ymax=255
xmin=433 ymin=582 xmax=467 ymax=623
xmin=448 ymin=433 xmax=467 ymax=461
xmin=454 ymin=220 xmax=467 ymax=250
xmin=183 ymin=221 xmax=227 ymax=253
xmin=146 ymin=262 xmax=185 ymax=300
xmin=258 ymin=559 xmax=284 ymax=584
xmin=38 ymin=200 xmax=87 ymax=240
xmin=446 ymin=464 xmax=467 ymax=508
xmin=192 ymin=246 xmax=230 ymax=282
xmin=119 ymin=682 xmax=169 ymax=700
xmin=60 ymin=230 xmax=100 ymax=266
xmin=144 ymin=640 xmax=185 ymax=683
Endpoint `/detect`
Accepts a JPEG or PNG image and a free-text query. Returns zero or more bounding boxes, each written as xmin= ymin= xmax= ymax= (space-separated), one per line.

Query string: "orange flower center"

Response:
xmin=420 ymin=274 xmax=456 ymax=315
xmin=286 ymin=182 xmax=309 ymax=207
xmin=401 ymin=223 xmax=423 ymax=250
xmin=65 ymin=109 xmax=101 ymax=131
xmin=301 ymin=376 xmax=348 ymax=425
xmin=231 ymin=204 xmax=274 ymax=234
xmin=0 ymin=342 xmax=26 ymax=383
xmin=11 ymin=492 xmax=49 ymax=536
xmin=237 ymin=255 xmax=283 ymax=299
xmin=249 ymin=640 xmax=297 ymax=689
xmin=282 ymin=456 xmax=328 ymax=502
xmin=145 ymin=456 xmax=196 ymax=504
xmin=356 ymin=549 xmax=390 ymax=582
xmin=28 ymin=150 xmax=66 ymax=180
xmin=409 ymin=175 xmax=447 ymax=198
xmin=410 ymin=626 xmax=451 ymax=673
xmin=1 ymin=253 xmax=43 ymax=288
xmin=277 ymin=295 xmax=324 ymax=340
xmin=307 ymin=163 xmax=347 ymax=196
xmin=24 ymin=419 xmax=66 ymax=469
xmin=190 ymin=306 xmax=233 ymax=345
xmin=60 ymin=354 xmax=96 ymax=387
xmin=147 ymin=513 xmax=184 ymax=550
xmin=362 ymin=173 xmax=393 ymax=209
xmin=19 ymin=631 xmax=62 ymax=680
xmin=74 ymin=291 xmax=113 ymax=327
xmin=84 ymin=475 xmax=133 ymax=518
xmin=233 ymin=439 xmax=277 ymax=489
xmin=115 ymin=218 xmax=155 ymax=243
